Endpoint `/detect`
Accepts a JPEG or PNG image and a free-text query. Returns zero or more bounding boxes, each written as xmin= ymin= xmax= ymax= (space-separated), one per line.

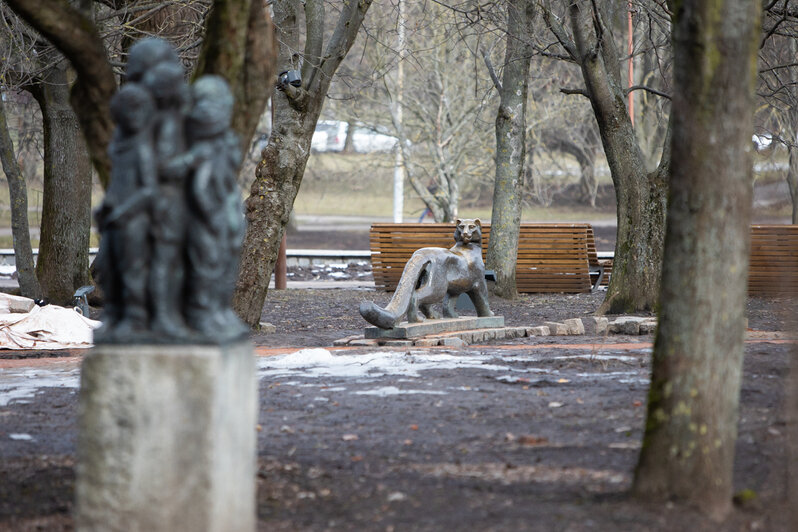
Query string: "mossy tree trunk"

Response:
xmin=633 ymin=0 xmax=759 ymax=520
xmin=233 ymin=0 xmax=373 ymax=327
xmin=485 ymin=0 xmax=535 ymax=299
xmin=0 ymin=97 xmax=41 ymax=299
xmin=29 ymin=63 xmax=92 ymax=305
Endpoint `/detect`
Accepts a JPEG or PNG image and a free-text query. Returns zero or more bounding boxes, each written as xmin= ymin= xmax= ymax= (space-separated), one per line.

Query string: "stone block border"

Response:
xmin=335 ymin=315 xmax=659 ymax=347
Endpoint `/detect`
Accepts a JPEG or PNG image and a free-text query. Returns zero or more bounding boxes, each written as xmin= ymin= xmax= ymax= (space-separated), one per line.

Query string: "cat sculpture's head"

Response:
xmin=454 ymin=218 xmax=482 ymax=245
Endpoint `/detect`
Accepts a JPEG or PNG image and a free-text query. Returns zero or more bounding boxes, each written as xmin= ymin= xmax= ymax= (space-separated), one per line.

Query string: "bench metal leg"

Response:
xmin=589 ymin=264 xmax=604 ymax=292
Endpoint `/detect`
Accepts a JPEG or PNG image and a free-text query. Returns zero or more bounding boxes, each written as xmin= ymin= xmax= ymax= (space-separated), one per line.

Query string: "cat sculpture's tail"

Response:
xmin=359 ymin=256 xmax=431 ymax=329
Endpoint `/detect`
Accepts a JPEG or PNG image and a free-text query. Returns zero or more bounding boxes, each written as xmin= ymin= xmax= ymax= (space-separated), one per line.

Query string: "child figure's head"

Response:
xmin=187 ymin=75 xmax=234 ymax=139
xmin=110 ymin=83 xmax=155 ymax=135
xmin=142 ymin=61 xmax=188 ymax=110
xmin=125 ymin=38 xmax=180 ymax=83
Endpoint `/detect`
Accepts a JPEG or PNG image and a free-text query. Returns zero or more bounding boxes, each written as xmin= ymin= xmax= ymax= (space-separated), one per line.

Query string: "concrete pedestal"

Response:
xmin=75 ymin=342 xmax=257 ymax=532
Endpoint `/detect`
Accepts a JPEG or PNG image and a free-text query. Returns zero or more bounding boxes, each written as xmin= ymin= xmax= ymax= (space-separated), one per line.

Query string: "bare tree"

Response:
xmin=0 ymin=3 xmax=94 ymax=304
xmin=233 ymin=0 xmax=373 ymax=327
xmin=0 ymin=96 xmax=40 ymax=298
xmin=757 ymin=3 xmax=798 ymax=223
xmin=323 ymin=1 xmax=498 ymax=223
xmin=3 ymin=0 xmax=275 ymax=304
xmin=633 ymin=0 xmax=759 ymax=518
xmin=4 ymin=0 xmax=117 ymax=188
xmin=27 ymin=60 xmax=93 ymax=304
xmin=483 ymin=0 xmax=535 ymax=298
xmin=540 ymin=0 xmax=671 ymax=314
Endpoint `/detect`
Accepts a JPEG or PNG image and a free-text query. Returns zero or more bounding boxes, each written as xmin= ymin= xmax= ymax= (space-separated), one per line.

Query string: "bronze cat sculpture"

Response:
xmin=360 ymin=219 xmax=494 ymax=329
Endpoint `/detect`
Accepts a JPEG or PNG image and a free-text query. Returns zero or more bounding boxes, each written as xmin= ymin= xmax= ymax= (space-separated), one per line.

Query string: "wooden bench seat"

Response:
xmin=370 ymin=223 xmax=599 ymax=293
xmin=749 ymin=224 xmax=798 ymax=296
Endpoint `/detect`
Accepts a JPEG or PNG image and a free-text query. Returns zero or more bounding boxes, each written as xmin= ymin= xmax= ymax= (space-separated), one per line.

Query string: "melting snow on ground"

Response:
xmin=258 ymin=347 xmax=651 ymax=398
xmin=258 ymin=348 xmax=511 ymax=380
xmin=353 ymin=386 xmax=449 ymax=397
xmin=0 ymin=365 xmax=80 ymax=406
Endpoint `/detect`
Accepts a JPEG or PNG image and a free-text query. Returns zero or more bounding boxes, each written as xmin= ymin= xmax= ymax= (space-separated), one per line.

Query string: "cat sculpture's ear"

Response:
xmin=455 ymin=218 xmax=463 ymax=226
xmin=474 ymin=219 xmax=482 ymax=228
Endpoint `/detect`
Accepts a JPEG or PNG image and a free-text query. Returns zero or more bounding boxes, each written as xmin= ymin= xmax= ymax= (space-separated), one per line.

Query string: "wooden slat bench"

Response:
xmin=370 ymin=223 xmax=598 ymax=293
xmin=749 ymin=224 xmax=798 ymax=296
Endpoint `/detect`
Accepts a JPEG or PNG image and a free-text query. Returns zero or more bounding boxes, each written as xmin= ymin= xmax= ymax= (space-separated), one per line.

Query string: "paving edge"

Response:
xmin=334 ymin=315 xmax=664 ymax=347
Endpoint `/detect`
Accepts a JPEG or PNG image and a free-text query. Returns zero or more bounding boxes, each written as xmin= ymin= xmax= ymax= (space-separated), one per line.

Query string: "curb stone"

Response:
xmin=333 ymin=315 xmax=660 ymax=347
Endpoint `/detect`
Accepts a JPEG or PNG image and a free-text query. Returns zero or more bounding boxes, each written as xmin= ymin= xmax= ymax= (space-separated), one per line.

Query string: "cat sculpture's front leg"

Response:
xmin=470 ymin=282 xmax=494 ymax=317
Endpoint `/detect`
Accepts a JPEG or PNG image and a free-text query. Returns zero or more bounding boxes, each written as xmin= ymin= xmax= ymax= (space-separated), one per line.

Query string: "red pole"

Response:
xmin=275 ymin=234 xmax=287 ymax=290
xmin=627 ymin=3 xmax=634 ymax=125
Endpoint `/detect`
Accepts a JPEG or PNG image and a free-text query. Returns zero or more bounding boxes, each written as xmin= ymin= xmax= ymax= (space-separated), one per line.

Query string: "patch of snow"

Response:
xmin=257 ymin=348 xmax=652 ymax=390
xmin=550 ymin=354 xmax=643 ymax=363
xmin=9 ymin=433 xmax=33 ymax=441
xmin=353 ymin=386 xmax=448 ymax=397
xmin=0 ymin=366 xmax=80 ymax=406
xmin=258 ymin=349 xmax=511 ymax=380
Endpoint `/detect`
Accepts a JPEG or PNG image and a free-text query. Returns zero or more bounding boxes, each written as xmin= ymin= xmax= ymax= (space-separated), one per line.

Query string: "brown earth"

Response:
xmin=1 ymin=286 xmax=795 ymax=531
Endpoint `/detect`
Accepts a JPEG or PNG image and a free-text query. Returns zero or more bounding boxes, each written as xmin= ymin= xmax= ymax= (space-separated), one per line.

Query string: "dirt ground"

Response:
xmin=0 ymin=284 xmax=795 ymax=531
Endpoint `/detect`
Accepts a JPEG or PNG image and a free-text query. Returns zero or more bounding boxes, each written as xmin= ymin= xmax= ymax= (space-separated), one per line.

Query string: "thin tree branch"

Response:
xmin=624 ymin=84 xmax=671 ymax=99
xmin=541 ymin=1 xmax=578 ymax=61
xmin=560 ymin=86 xmax=590 ymax=97
xmin=481 ymin=47 xmax=502 ymax=92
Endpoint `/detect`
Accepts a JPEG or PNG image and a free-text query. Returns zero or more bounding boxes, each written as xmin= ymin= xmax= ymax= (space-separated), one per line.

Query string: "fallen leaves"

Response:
xmin=506 ymin=433 xmax=550 ymax=447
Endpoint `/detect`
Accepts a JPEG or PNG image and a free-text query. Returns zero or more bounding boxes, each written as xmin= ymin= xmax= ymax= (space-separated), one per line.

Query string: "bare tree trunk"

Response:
xmin=233 ymin=0 xmax=373 ymax=327
xmin=29 ymin=64 xmax=92 ymax=305
xmin=788 ymin=145 xmax=798 ymax=224
xmin=633 ymin=0 xmax=759 ymax=519
xmin=343 ymin=119 xmax=356 ymax=153
xmin=566 ymin=1 xmax=668 ymax=314
xmin=485 ymin=0 xmax=535 ymax=299
xmin=0 ymin=96 xmax=41 ymax=299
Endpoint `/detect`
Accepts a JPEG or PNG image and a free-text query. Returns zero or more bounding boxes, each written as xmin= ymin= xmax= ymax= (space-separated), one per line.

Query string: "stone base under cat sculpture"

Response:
xmin=365 ymin=315 xmax=505 ymax=339
xmin=75 ymin=342 xmax=256 ymax=532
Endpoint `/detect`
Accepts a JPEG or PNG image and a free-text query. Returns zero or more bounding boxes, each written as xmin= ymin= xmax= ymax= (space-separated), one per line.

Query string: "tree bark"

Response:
xmin=29 ymin=64 xmax=92 ymax=305
xmin=194 ymin=0 xmax=277 ymax=152
xmin=633 ymin=0 xmax=759 ymax=519
xmin=233 ymin=0 xmax=373 ymax=327
xmin=485 ymin=0 xmax=535 ymax=299
xmin=566 ymin=1 xmax=668 ymax=314
xmin=6 ymin=0 xmax=116 ymax=189
xmin=0 ymin=96 xmax=41 ymax=299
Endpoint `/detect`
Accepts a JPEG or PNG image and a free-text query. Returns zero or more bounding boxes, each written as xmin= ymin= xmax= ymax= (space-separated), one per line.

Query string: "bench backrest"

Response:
xmin=369 ymin=223 xmax=593 ymax=293
xmin=749 ymin=224 xmax=798 ymax=296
